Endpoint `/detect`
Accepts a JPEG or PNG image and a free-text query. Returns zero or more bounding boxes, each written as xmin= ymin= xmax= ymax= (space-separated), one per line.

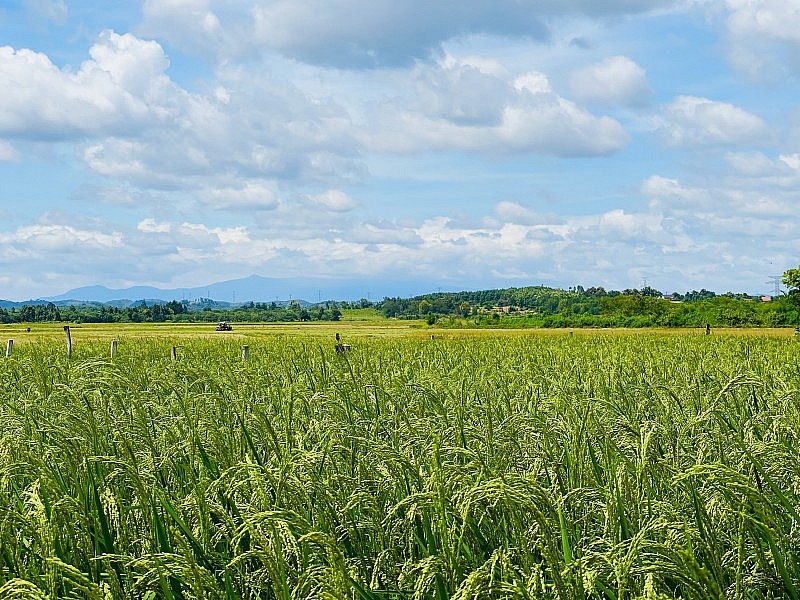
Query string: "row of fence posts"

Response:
xmin=4 ymin=326 xmax=252 ymax=361
xmin=4 ymin=326 xmax=796 ymax=361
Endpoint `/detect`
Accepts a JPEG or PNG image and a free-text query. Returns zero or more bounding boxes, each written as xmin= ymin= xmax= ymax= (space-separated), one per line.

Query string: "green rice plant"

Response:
xmin=0 ymin=331 xmax=799 ymax=597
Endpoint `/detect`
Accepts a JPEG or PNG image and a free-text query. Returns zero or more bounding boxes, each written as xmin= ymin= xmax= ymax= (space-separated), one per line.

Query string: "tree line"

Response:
xmin=0 ymin=300 xmax=343 ymax=324
xmin=377 ymin=284 xmax=800 ymax=328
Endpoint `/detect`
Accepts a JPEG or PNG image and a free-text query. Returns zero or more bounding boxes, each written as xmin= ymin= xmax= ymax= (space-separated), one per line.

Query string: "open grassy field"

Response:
xmin=0 ymin=325 xmax=799 ymax=598
xmin=1 ymin=319 xmax=795 ymax=346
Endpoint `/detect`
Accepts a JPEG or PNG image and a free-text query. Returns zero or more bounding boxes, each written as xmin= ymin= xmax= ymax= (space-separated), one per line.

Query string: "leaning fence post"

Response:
xmin=5 ymin=340 xmax=12 ymax=357
xmin=242 ymin=345 xmax=249 ymax=360
xmin=64 ymin=326 xmax=72 ymax=358
xmin=171 ymin=346 xmax=177 ymax=361
xmin=110 ymin=339 xmax=118 ymax=359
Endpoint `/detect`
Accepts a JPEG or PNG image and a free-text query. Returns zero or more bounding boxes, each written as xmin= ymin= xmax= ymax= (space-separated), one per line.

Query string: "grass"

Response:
xmin=1 ymin=321 xmax=794 ymax=346
xmin=0 ymin=320 xmax=430 ymax=347
xmin=0 ymin=327 xmax=798 ymax=598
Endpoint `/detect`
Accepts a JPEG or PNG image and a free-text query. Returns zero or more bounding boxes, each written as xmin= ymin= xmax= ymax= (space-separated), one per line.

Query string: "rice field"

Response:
xmin=0 ymin=326 xmax=799 ymax=598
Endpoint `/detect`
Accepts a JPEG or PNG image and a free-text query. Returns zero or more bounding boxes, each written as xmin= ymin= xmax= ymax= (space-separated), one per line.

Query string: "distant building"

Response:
xmin=760 ymin=296 xmax=772 ymax=302
xmin=491 ymin=305 xmax=511 ymax=313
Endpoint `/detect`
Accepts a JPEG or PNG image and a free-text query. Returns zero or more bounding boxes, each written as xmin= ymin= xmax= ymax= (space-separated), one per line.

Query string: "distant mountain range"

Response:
xmin=0 ymin=274 xmax=457 ymax=308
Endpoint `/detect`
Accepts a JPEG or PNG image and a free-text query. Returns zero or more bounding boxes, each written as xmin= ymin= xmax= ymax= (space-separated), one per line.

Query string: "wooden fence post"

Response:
xmin=110 ymin=339 xmax=118 ymax=359
xmin=242 ymin=345 xmax=249 ymax=360
xmin=64 ymin=326 xmax=72 ymax=358
xmin=5 ymin=340 xmax=12 ymax=357
xmin=171 ymin=346 xmax=177 ymax=360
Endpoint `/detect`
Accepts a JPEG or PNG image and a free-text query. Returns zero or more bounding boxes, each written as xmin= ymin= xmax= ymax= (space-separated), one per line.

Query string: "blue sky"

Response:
xmin=1 ymin=0 xmax=799 ymax=301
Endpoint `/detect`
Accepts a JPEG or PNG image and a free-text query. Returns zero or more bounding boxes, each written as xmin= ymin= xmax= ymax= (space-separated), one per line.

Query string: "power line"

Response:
xmin=766 ymin=275 xmax=782 ymax=296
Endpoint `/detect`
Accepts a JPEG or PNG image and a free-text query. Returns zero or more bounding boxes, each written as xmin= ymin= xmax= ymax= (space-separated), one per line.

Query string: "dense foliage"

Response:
xmin=2 ymin=283 xmax=799 ymax=329
xmin=378 ymin=287 xmax=800 ymax=328
xmin=0 ymin=300 xmax=342 ymax=325
xmin=1 ymin=332 xmax=800 ymax=598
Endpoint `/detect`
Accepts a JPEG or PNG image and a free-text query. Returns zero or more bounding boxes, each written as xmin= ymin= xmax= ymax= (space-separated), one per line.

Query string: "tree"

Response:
xmin=783 ymin=266 xmax=800 ymax=292
xmin=19 ymin=305 xmax=36 ymax=323
xmin=44 ymin=302 xmax=61 ymax=321
xmin=784 ymin=266 xmax=800 ymax=307
xmin=640 ymin=286 xmax=663 ymax=297
xmin=165 ymin=300 xmax=186 ymax=315
xmin=151 ymin=303 xmax=165 ymax=322
xmin=418 ymin=299 xmax=432 ymax=315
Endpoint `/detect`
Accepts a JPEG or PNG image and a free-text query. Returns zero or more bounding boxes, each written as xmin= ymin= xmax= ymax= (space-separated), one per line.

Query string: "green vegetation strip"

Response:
xmin=0 ymin=331 xmax=799 ymax=598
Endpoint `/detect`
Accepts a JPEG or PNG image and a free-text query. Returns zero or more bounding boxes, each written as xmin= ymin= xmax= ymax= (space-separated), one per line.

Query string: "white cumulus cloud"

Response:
xmin=724 ymin=0 xmax=800 ymax=82
xmin=4 ymin=223 xmax=123 ymax=251
xmin=661 ymin=95 xmax=768 ymax=146
xmin=306 ymin=190 xmax=359 ymax=212
xmin=569 ymin=56 xmax=653 ymax=107
xmin=196 ymin=183 xmax=280 ymax=211
xmin=641 ymin=175 xmax=712 ymax=209
xmin=366 ymin=66 xmax=629 ymax=157
xmin=0 ymin=32 xmax=172 ymax=138
xmin=137 ymin=218 xmax=171 ymax=233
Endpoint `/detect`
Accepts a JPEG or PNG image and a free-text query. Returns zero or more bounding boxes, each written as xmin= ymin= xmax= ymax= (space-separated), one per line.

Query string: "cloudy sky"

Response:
xmin=1 ymin=0 xmax=799 ymax=301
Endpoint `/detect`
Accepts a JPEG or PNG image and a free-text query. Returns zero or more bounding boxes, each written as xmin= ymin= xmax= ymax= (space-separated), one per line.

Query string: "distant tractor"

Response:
xmin=216 ymin=322 xmax=232 ymax=331
xmin=335 ymin=332 xmax=351 ymax=354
